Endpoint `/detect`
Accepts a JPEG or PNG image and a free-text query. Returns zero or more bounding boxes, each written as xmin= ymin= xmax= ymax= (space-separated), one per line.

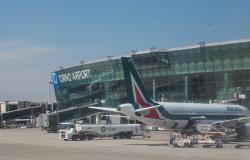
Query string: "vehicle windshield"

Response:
xmin=59 ymin=123 xmax=74 ymax=129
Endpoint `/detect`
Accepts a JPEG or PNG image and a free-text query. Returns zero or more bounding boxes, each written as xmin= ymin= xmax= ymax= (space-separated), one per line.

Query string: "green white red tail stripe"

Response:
xmin=121 ymin=57 xmax=162 ymax=119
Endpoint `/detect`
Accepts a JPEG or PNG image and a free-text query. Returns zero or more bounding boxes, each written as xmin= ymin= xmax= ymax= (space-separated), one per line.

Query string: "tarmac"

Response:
xmin=0 ymin=128 xmax=250 ymax=160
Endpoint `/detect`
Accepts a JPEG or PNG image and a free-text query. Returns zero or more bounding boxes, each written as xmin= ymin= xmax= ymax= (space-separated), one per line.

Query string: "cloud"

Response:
xmin=0 ymin=39 xmax=65 ymax=101
xmin=0 ymin=40 xmax=61 ymax=63
xmin=0 ymin=70 xmax=51 ymax=101
xmin=0 ymin=40 xmax=62 ymax=101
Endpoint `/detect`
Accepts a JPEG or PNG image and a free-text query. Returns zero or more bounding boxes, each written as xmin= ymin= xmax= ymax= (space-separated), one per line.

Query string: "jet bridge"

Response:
xmin=0 ymin=103 xmax=100 ymax=128
xmin=1 ymin=105 xmax=46 ymax=121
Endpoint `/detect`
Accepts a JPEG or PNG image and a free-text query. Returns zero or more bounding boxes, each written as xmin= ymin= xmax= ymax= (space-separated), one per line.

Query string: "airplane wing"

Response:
xmin=211 ymin=117 xmax=250 ymax=128
xmin=134 ymin=105 xmax=161 ymax=113
xmin=89 ymin=106 xmax=119 ymax=113
xmin=90 ymin=104 xmax=161 ymax=114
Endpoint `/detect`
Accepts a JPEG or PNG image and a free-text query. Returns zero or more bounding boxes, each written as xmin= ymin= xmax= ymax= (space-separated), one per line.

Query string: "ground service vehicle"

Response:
xmin=39 ymin=113 xmax=59 ymax=133
xmin=58 ymin=122 xmax=74 ymax=139
xmin=169 ymin=133 xmax=194 ymax=148
xmin=202 ymin=139 xmax=223 ymax=148
xmin=196 ymin=135 xmax=223 ymax=148
xmin=63 ymin=124 xmax=145 ymax=141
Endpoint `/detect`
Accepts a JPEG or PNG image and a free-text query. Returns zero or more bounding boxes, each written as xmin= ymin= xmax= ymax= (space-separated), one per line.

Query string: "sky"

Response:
xmin=0 ymin=0 xmax=250 ymax=101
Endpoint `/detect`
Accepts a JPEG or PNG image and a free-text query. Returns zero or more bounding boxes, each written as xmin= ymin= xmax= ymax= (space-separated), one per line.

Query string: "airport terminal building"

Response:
xmin=51 ymin=39 xmax=250 ymax=110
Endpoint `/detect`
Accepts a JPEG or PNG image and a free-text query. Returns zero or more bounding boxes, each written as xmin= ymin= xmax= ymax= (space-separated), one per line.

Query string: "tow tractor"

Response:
xmin=169 ymin=133 xmax=194 ymax=148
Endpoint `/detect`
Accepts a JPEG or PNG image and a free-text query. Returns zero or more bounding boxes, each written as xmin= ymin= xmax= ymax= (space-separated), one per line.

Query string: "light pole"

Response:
xmin=48 ymin=82 xmax=53 ymax=112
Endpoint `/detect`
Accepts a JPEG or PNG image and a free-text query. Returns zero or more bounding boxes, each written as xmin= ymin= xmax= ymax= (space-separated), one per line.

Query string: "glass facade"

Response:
xmin=52 ymin=40 xmax=250 ymax=109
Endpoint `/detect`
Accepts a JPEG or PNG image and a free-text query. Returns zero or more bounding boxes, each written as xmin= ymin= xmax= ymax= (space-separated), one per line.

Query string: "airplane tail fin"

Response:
xmin=121 ymin=57 xmax=161 ymax=119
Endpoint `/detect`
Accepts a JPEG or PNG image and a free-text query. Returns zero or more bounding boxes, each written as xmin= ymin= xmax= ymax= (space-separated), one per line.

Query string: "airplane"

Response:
xmin=90 ymin=57 xmax=250 ymax=137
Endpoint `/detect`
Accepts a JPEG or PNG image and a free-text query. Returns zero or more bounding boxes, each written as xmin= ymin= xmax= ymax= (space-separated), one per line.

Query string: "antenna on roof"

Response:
xmin=80 ymin=60 xmax=85 ymax=65
xmin=199 ymin=41 xmax=206 ymax=47
xmin=107 ymin=55 xmax=113 ymax=60
xmin=130 ymin=49 xmax=137 ymax=55
xmin=58 ymin=66 xmax=64 ymax=70
xmin=150 ymin=46 xmax=157 ymax=52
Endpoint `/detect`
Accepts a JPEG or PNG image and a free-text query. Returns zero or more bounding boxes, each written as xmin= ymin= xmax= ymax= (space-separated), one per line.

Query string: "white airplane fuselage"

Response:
xmin=124 ymin=102 xmax=249 ymax=130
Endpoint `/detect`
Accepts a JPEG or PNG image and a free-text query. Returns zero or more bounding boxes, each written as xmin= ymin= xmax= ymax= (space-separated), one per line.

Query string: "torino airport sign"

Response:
xmin=51 ymin=69 xmax=91 ymax=86
xmin=58 ymin=69 xmax=91 ymax=83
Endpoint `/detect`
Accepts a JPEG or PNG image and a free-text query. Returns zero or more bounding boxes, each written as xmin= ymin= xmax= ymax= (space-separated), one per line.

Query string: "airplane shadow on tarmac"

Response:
xmin=125 ymin=143 xmax=169 ymax=147
xmin=229 ymin=138 xmax=250 ymax=143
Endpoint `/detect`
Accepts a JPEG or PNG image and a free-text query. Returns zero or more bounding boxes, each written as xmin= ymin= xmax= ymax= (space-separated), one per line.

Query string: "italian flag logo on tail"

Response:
xmin=121 ymin=57 xmax=163 ymax=119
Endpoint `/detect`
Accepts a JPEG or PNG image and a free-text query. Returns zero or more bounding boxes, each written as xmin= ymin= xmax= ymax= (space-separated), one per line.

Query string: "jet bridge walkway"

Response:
xmin=0 ymin=103 xmax=100 ymax=128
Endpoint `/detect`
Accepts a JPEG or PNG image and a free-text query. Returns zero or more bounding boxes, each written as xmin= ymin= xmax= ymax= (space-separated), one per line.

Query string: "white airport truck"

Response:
xmin=61 ymin=123 xmax=146 ymax=141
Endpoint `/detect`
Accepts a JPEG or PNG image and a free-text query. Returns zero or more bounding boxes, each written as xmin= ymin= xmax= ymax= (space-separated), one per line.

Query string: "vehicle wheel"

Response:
xmin=113 ymin=136 xmax=118 ymax=139
xmin=87 ymin=134 xmax=93 ymax=140
xmin=169 ymin=138 xmax=174 ymax=145
xmin=79 ymin=135 xmax=85 ymax=141
xmin=215 ymin=140 xmax=222 ymax=148
xmin=235 ymin=145 xmax=240 ymax=148
xmin=217 ymin=144 xmax=223 ymax=148
xmin=119 ymin=133 xmax=124 ymax=139
xmin=126 ymin=132 xmax=132 ymax=139
xmin=72 ymin=135 xmax=77 ymax=141
xmin=184 ymin=143 xmax=189 ymax=148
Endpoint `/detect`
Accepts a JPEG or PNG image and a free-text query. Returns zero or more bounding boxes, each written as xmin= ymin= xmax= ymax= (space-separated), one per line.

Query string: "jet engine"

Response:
xmin=236 ymin=123 xmax=250 ymax=137
xmin=117 ymin=103 xmax=135 ymax=115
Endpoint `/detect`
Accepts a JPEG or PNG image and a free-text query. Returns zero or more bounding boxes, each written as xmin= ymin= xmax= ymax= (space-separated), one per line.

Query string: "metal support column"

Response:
xmin=224 ymin=72 xmax=229 ymax=99
xmin=153 ymin=79 xmax=156 ymax=100
xmin=185 ymin=75 xmax=188 ymax=101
